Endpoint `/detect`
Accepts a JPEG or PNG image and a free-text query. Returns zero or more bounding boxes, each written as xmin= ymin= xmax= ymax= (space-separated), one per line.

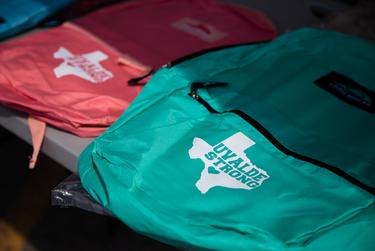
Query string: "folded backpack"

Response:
xmin=79 ymin=28 xmax=375 ymax=250
xmin=74 ymin=0 xmax=277 ymax=69
xmin=0 ymin=0 xmax=72 ymax=40
xmin=0 ymin=23 xmax=150 ymax=167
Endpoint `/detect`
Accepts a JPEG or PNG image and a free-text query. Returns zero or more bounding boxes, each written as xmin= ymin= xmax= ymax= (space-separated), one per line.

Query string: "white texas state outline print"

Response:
xmin=189 ymin=132 xmax=270 ymax=194
xmin=53 ymin=47 xmax=113 ymax=84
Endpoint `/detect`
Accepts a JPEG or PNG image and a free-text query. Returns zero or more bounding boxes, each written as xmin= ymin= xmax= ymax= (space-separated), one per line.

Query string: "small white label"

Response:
xmin=172 ymin=17 xmax=227 ymax=42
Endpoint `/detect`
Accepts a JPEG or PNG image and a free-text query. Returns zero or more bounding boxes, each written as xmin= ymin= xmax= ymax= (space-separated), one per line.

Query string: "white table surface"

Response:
xmin=0 ymin=106 xmax=92 ymax=173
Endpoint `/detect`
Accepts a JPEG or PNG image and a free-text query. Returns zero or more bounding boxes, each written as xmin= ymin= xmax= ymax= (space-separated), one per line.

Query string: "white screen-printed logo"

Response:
xmin=53 ymin=47 xmax=113 ymax=84
xmin=189 ymin=132 xmax=270 ymax=194
xmin=171 ymin=17 xmax=227 ymax=42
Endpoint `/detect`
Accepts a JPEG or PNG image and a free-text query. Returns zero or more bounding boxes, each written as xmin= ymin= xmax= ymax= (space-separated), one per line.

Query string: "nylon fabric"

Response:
xmin=0 ymin=0 xmax=72 ymax=40
xmin=0 ymin=23 xmax=149 ymax=137
xmin=79 ymin=29 xmax=375 ymax=250
xmin=74 ymin=0 xmax=277 ymax=69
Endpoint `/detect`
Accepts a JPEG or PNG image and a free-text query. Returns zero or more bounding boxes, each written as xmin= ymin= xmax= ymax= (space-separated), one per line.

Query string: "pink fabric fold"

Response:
xmin=28 ymin=116 xmax=46 ymax=169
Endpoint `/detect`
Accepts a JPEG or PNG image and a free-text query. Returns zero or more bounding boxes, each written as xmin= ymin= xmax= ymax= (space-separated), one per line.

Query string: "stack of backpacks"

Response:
xmin=0 ymin=0 xmax=276 ymax=167
xmin=1 ymin=0 xmax=374 ymax=250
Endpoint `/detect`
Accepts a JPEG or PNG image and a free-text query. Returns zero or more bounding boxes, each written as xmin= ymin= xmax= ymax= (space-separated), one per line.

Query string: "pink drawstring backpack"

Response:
xmin=0 ymin=23 xmax=150 ymax=167
xmin=74 ymin=0 xmax=277 ymax=69
xmin=0 ymin=0 xmax=276 ymax=168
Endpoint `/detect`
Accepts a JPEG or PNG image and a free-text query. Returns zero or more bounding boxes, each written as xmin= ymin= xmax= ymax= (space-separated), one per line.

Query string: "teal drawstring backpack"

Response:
xmin=0 ymin=0 xmax=72 ymax=40
xmin=79 ymin=28 xmax=375 ymax=250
